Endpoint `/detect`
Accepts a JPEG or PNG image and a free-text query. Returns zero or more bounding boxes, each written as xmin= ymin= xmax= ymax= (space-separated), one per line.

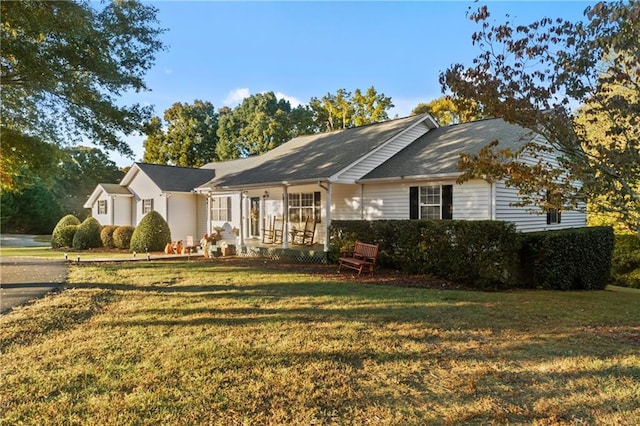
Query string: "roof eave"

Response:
xmin=357 ymin=172 xmax=462 ymax=184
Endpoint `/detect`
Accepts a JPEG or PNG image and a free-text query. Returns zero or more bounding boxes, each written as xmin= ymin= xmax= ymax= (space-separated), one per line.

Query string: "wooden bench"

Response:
xmin=338 ymin=241 xmax=379 ymax=276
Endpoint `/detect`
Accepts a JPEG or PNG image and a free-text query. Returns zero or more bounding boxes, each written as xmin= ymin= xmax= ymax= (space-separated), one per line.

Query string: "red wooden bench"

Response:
xmin=338 ymin=241 xmax=379 ymax=276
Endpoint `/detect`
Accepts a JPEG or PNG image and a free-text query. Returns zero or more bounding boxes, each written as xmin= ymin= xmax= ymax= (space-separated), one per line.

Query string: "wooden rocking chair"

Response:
xmin=262 ymin=217 xmax=283 ymax=244
xmin=291 ymin=217 xmax=316 ymax=245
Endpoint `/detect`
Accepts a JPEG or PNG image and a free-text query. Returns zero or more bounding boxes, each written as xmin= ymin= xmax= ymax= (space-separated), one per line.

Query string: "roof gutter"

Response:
xmin=356 ymin=172 xmax=462 ymax=184
xmin=218 ymin=177 xmax=331 ymax=191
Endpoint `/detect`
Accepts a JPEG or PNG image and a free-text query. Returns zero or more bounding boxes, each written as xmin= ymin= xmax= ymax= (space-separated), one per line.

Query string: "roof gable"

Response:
xmin=122 ymin=163 xmax=215 ymax=192
xmin=361 ymin=118 xmax=536 ymax=181
xmin=83 ymin=183 xmax=132 ymax=208
xmin=213 ymin=114 xmax=435 ymax=188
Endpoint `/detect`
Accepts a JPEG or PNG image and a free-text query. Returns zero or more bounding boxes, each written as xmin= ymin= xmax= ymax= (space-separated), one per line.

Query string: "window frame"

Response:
xmin=211 ymin=196 xmax=232 ymax=222
xmin=97 ymin=199 xmax=107 ymax=215
xmin=288 ymin=191 xmax=321 ymax=223
xmin=142 ymin=199 xmax=153 ymax=215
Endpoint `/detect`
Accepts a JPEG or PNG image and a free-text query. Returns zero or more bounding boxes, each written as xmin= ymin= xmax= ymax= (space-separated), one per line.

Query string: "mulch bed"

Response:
xmin=210 ymin=256 xmax=466 ymax=290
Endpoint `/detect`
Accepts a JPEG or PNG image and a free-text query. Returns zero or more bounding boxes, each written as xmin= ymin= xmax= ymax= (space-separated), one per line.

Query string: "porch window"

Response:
xmin=211 ymin=196 xmax=232 ymax=221
xmin=142 ymin=199 xmax=153 ymax=214
xmin=98 ymin=200 xmax=107 ymax=215
xmin=409 ymin=185 xmax=453 ymax=220
xmin=288 ymin=192 xmax=321 ymax=223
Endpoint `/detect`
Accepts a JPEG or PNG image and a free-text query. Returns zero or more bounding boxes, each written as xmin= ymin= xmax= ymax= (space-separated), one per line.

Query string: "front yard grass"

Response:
xmin=1 ymin=261 xmax=639 ymax=425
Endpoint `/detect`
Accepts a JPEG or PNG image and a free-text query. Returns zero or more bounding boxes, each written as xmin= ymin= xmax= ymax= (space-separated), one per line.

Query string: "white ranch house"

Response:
xmin=84 ymin=114 xmax=586 ymax=251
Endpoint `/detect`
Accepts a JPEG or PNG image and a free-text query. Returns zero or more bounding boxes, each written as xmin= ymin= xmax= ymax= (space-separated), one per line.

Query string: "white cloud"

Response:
xmin=223 ymin=87 xmax=250 ymax=106
xmin=273 ymin=91 xmax=302 ymax=108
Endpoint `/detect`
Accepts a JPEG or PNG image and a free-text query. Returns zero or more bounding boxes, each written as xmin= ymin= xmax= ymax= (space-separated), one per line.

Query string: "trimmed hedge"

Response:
xmin=130 ymin=211 xmax=171 ymax=252
xmin=519 ymin=226 xmax=614 ymax=290
xmin=329 ymin=221 xmax=614 ymax=290
xmin=330 ymin=220 xmax=520 ymax=290
xmin=611 ymin=234 xmax=640 ymax=288
xmin=72 ymin=217 xmax=103 ymax=250
xmin=113 ymin=226 xmax=135 ymax=250
xmin=100 ymin=225 xmax=119 ymax=248
xmin=51 ymin=214 xmax=81 ymax=248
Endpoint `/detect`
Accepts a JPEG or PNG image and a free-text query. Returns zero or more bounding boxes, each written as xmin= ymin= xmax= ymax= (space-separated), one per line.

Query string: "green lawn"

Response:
xmin=1 ymin=261 xmax=639 ymax=425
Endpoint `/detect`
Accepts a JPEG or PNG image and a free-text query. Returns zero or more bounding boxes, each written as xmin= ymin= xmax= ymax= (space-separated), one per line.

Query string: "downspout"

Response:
xmin=282 ymin=185 xmax=289 ymax=249
xmin=490 ymin=181 xmax=496 ymax=220
xmin=206 ymin=192 xmax=212 ymax=235
xmin=319 ymin=181 xmax=331 ymax=253
xmin=360 ymin=184 xmax=365 ymax=219
xmin=110 ymin=195 xmax=115 ymax=225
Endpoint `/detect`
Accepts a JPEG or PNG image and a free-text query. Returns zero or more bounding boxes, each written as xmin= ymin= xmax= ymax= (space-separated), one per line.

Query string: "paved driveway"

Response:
xmin=0 ymin=257 xmax=68 ymax=314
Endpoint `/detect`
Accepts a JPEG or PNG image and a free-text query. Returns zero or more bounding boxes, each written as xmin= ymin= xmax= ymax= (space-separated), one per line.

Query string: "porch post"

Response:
xmin=239 ymin=192 xmax=245 ymax=247
xmin=206 ymin=192 xmax=211 ymax=235
xmin=282 ymin=185 xmax=289 ymax=249
xmin=324 ymin=182 xmax=332 ymax=253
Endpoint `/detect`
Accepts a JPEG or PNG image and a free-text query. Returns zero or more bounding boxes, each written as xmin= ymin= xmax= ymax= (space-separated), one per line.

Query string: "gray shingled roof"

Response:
xmin=361 ymin=118 xmax=536 ymax=180
xmin=211 ymin=114 xmax=429 ymax=188
xmin=99 ymin=183 xmax=131 ymax=195
xmin=136 ymin=163 xmax=214 ymax=192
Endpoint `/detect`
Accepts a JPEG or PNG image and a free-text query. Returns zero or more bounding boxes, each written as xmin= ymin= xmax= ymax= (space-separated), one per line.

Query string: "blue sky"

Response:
xmin=112 ymin=1 xmax=592 ymax=167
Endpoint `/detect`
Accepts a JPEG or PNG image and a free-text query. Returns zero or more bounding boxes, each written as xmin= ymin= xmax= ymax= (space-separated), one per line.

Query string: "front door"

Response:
xmin=250 ymin=197 xmax=260 ymax=237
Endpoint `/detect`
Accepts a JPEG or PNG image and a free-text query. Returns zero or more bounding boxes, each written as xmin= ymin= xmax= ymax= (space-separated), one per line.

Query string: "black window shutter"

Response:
xmin=546 ymin=212 xmax=551 ymax=225
xmin=557 ymin=211 xmax=561 ymax=224
xmin=409 ymin=186 xmax=419 ymax=219
xmin=314 ymin=191 xmax=321 ymax=223
xmin=442 ymin=185 xmax=453 ymax=220
xmin=226 ymin=196 xmax=232 ymax=220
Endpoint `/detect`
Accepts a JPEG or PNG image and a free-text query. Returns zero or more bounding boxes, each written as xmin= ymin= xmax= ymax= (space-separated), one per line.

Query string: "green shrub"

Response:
xmin=100 ymin=225 xmax=119 ymax=248
xmin=611 ymin=234 xmax=640 ymax=288
xmin=519 ymin=227 xmax=614 ymax=290
xmin=51 ymin=214 xmax=81 ymax=248
xmin=330 ymin=220 xmax=520 ymax=289
xmin=72 ymin=217 xmax=103 ymax=250
xmin=130 ymin=211 xmax=171 ymax=252
xmin=113 ymin=226 xmax=135 ymax=249
xmin=55 ymin=225 xmax=79 ymax=249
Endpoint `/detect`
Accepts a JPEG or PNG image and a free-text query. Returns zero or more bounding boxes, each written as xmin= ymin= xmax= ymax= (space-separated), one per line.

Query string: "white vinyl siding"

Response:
xmin=331 ymin=184 xmax=363 ymax=220
xmin=334 ymin=123 xmax=430 ymax=182
xmin=494 ymin=181 xmax=586 ymax=232
xmin=166 ymin=193 xmax=199 ymax=242
xmin=452 ymin=179 xmax=491 ymax=220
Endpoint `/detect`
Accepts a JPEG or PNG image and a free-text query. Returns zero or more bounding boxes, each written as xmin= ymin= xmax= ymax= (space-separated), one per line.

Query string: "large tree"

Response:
xmin=310 ymin=86 xmax=393 ymax=131
xmin=411 ymin=96 xmax=484 ymax=125
xmin=216 ymin=92 xmax=293 ymax=159
xmin=1 ymin=0 xmax=165 ymax=190
xmin=143 ymin=100 xmax=219 ymax=167
xmin=441 ymin=1 xmax=639 ymax=233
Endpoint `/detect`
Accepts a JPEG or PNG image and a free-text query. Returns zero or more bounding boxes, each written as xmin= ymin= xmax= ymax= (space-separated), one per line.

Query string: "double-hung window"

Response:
xmin=410 ymin=185 xmax=453 ymax=220
xmin=211 ymin=196 xmax=232 ymax=221
xmin=288 ymin=192 xmax=321 ymax=223
xmin=142 ymin=199 xmax=153 ymax=214
xmin=546 ymin=191 xmax=562 ymax=224
xmin=98 ymin=200 xmax=107 ymax=215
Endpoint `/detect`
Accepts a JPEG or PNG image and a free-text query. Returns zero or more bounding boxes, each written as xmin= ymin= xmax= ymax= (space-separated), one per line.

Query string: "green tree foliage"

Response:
xmin=310 ymin=86 xmax=393 ymax=131
xmin=51 ymin=214 xmax=81 ymax=248
xmin=1 ymin=0 xmax=165 ymax=189
xmin=143 ymin=100 xmax=219 ymax=167
xmin=72 ymin=217 xmax=103 ymax=250
xmin=53 ymin=147 xmax=125 ymax=219
xmin=130 ymin=211 xmax=171 ymax=252
xmin=216 ymin=92 xmax=293 ymax=159
xmin=441 ymin=1 xmax=639 ymax=233
xmin=1 ymin=173 xmax=63 ymax=234
xmin=410 ymin=96 xmax=484 ymax=125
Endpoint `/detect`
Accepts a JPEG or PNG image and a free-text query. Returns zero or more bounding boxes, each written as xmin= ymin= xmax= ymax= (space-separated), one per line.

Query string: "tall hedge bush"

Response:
xmin=519 ymin=226 xmax=614 ymax=290
xmin=51 ymin=214 xmax=81 ymax=248
xmin=130 ymin=211 xmax=171 ymax=252
xmin=113 ymin=226 xmax=135 ymax=249
xmin=72 ymin=217 xmax=103 ymax=250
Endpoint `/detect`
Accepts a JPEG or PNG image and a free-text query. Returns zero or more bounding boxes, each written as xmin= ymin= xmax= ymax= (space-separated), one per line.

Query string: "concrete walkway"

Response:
xmin=0 ymin=257 xmax=68 ymax=314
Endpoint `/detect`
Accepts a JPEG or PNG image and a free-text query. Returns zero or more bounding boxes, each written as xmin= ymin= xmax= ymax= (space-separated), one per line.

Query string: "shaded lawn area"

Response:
xmin=1 ymin=260 xmax=639 ymax=425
